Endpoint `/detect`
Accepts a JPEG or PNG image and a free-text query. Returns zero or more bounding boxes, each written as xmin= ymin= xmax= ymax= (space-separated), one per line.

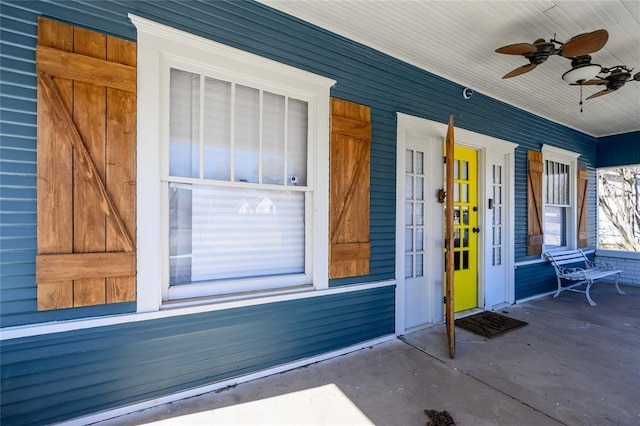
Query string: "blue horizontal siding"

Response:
xmin=1 ymin=286 xmax=395 ymax=425
xmin=597 ymin=131 xmax=640 ymax=167
xmin=515 ymin=262 xmax=558 ymax=300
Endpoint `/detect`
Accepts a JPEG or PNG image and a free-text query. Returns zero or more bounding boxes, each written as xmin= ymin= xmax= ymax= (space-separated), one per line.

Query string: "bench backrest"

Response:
xmin=545 ymin=249 xmax=588 ymax=267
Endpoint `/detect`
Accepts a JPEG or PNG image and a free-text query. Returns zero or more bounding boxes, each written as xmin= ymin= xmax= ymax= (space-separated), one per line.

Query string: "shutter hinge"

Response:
xmin=443 ymin=156 xmax=447 ymax=164
xmin=443 ymin=296 xmax=447 ymax=304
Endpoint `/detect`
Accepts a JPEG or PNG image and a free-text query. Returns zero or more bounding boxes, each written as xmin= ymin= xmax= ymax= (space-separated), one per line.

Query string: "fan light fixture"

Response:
xmin=562 ymin=63 xmax=602 ymax=83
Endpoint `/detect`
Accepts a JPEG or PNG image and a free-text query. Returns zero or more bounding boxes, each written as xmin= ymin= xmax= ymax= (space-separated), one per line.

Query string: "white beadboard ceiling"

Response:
xmin=261 ymin=0 xmax=640 ymax=137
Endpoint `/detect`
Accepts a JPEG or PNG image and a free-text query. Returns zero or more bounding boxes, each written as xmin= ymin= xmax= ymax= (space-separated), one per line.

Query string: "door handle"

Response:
xmin=472 ymin=227 xmax=480 ymax=233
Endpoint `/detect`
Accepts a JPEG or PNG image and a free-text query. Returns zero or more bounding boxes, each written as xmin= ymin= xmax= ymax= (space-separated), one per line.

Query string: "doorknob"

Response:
xmin=472 ymin=227 xmax=480 ymax=233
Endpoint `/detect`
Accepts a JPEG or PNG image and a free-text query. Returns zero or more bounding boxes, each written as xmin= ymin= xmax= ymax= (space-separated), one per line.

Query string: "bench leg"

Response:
xmin=585 ymin=280 xmax=597 ymax=306
xmin=614 ymin=275 xmax=626 ymax=296
xmin=553 ymin=277 xmax=563 ymax=299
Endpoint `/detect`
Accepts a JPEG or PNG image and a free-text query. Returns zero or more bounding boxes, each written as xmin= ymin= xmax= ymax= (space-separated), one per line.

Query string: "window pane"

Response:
xmin=415 ymin=202 xmax=424 ymax=226
xmin=170 ymin=69 xmax=200 ymax=178
xmin=405 ymin=255 xmax=413 ymax=278
xmin=169 ymin=183 xmax=305 ymax=284
xmin=263 ymin=92 xmax=286 ymax=184
xmin=235 ymin=85 xmax=260 ymax=183
xmin=416 ymin=151 xmax=424 ymax=174
xmin=544 ymin=206 xmax=566 ymax=248
xmin=406 ymin=149 xmax=413 ymax=173
xmin=405 ymin=202 xmax=413 ymax=226
xmin=405 ymin=228 xmax=413 ymax=251
xmin=287 ymin=98 xmax=308 ymax=186
xmin=203 ymin=77 xmax=231 ymax=180
xmin=416 ymin=254 xmax=424 ymax=277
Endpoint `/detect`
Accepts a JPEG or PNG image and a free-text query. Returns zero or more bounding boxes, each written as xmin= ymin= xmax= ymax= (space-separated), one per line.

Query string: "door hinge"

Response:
xmin=443 ymin=296 xmax=447 ymax=304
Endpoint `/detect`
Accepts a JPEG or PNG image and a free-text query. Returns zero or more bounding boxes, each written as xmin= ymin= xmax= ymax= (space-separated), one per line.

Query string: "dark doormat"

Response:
xmin=455 ymin=311 xmax=527 ymax=338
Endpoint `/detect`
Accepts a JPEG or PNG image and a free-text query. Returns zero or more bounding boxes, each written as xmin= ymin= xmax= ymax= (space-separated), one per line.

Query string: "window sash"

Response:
xmin=168 ymin=67 xmax=308 ymax=187
xmin=166 ymin=64 xmax=313 ymax=297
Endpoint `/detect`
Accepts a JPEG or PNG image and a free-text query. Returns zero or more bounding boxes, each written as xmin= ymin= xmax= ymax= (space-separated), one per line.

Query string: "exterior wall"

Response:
xmin=595 ymin=251 xmax=640 ymax=286
xmin=597 ymin=131 xmax=640 ymax=168
xmin=0 ymin=0 xmax=604 ymax=423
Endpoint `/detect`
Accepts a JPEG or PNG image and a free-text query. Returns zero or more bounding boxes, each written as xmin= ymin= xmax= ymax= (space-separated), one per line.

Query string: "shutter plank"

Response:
xmin=36 ymin=253 xmax=136 ymax=282
xmin=37 ymin=18 xmax=74 ymax=310
xmin=36 ymin=45 xmax=136 ymax=93
xmin=106 ymin=36 xmax=137 ymax=303
xmin=577 ymin=162 xmax=589 ymax=248
xmin=527 ymin=150 xmax=544 ymax=255
xmin=72 ymin=26 xmax=108 ymax=307
xmin=329 ymin=98 xmax=371 ymax=279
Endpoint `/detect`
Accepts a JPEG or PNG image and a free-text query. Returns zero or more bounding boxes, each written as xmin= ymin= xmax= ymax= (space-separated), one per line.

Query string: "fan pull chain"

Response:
xmin=579 ymin=84 xmax=584 ymax=113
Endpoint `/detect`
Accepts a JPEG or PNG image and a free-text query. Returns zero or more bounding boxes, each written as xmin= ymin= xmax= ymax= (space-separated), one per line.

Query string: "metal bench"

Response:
xmin=545 ymin=249 xmax=624 ymax=306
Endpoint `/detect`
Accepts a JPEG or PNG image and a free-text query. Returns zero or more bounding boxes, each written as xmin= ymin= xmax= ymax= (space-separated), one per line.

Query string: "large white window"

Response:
xmin=541 ymin=145 xmax=579 ymax=251
xmin=132 ymin=15 xmax=335 ymax=309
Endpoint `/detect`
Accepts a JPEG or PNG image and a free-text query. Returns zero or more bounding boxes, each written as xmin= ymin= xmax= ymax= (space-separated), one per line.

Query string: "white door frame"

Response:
xmin=395 ymin=113 xmax=518 ymax=335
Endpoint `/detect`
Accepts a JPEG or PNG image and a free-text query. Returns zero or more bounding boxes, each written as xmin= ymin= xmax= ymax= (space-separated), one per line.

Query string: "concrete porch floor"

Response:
xmin=95 ymin=284 xmax=640 ymax=426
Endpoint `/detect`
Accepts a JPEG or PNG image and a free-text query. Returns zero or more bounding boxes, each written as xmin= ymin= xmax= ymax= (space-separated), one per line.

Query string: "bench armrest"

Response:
xmin=594 ymin=261 xmax=616 ymax=271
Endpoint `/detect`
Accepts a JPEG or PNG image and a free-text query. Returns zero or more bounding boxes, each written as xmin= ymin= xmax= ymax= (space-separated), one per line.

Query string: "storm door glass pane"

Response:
xmin=170 ymin=69 xmax=200 ymax=178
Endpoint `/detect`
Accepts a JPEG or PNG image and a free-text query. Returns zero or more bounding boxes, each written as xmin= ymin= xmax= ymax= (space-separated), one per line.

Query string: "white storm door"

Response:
xmin=404 ymin=143 xmax=428 ymax=330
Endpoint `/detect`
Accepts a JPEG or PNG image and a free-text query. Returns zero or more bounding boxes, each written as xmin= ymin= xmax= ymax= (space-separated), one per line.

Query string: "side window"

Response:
xmin=541 ymin=145 xmax=579 ymax=252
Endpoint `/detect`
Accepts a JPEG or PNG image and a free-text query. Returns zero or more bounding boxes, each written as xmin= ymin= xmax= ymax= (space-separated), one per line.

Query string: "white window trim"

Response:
xmin=131 ymin=14 xmax=335 ymax=312
xmin=541 ymin=144 xmax=580 ymax=252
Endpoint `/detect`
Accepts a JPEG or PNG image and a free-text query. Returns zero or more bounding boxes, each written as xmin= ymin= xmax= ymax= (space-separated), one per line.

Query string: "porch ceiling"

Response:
xmin=261 ymin=1 xmax=640 ymax=138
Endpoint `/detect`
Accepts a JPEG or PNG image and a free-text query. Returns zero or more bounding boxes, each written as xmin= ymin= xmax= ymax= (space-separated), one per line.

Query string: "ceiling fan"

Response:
xmin=571 ymin=65 xmax=640 ymax=100
xmin=495 ymin=29 xmax=609 ymax=79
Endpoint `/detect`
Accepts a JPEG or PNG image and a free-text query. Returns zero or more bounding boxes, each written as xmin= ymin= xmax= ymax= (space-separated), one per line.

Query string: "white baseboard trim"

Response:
xmin=516 ymin=290 xmax=556 ymax=304
xmin=60 ymin=334 xmax=397 ymax=426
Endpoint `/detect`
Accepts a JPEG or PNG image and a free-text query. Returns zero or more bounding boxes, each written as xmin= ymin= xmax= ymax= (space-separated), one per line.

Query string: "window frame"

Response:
xmin=596 ymin=165 xmax=640 ymax=253
xmin=541 ymin=144 xmax=580 ymax=252
xmin=132 ymin=15 xmax=335 ymax=311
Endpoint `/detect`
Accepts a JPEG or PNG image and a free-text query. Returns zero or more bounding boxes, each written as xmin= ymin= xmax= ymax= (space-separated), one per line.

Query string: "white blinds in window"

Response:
xmin=169 ymin=183 xmax=305 ymax=285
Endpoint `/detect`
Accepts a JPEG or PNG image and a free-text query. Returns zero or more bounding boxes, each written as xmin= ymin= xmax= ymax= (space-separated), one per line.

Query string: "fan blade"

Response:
xmin=570 ymin=79 xmax=607 ymax=86
xmin=495 ymin=43 xmax=537 ymax=55
xmin=561 ymin=29 xmax=608 ymax=57
xmin=586 ymin=88 xmax=616 ymax=100
xmin=502 ymin=63 xmax=537 ymax=79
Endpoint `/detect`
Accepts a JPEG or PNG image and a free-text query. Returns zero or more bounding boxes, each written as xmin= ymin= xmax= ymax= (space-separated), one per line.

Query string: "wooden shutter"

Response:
xmin=329 ymin=98 xmax=371 ymax=278
xmin=36 ymin=17 xmax=136 ymax=310
xmin=577 ymin=162 xmax=589 ymax=248
xmin=527 ymin=150 xmax=544 ymax=255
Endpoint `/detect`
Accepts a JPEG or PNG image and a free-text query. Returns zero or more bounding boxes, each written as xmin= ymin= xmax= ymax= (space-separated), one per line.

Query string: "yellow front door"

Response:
xmin=452 ymin=146 xmax=478 ymax=312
